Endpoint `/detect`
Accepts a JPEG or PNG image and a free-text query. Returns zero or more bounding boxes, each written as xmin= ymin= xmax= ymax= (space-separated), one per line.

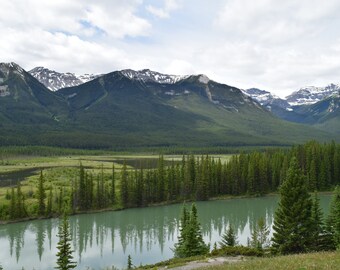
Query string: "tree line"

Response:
xmin=0 ymin=140 xmax=339 ymax=221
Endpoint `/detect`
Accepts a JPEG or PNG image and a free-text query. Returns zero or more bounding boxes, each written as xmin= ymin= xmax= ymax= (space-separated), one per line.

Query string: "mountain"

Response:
xmin=57 ymin=70 xmax=335 ymax=148
xmin=29 ymin=66 xmax=100 ymax=91
xmin=286 ymin=84 xmax=340 ymax=106
xmin=0 ymin=62 xmax=70 ymax=145
xmin=292 ymin=94 xmax=340 ymax=133
xmin=1 ymin=62 xmax=337 ymax=148
xmin=243 ymin=88 xmax=291 ymax=110
xmin=121 ymin=69 xmax=189 ymax=84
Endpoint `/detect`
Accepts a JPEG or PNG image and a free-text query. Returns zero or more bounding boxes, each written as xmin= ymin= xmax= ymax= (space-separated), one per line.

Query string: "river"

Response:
xmin=0 ymin=195 xmax=332 ymax=270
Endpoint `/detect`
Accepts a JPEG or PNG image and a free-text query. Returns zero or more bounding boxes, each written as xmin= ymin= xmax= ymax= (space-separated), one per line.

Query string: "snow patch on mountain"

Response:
xmin=243 ymin=88 xmax=291 ymax=110
xmin=29 ymin=67 xmax=100 ymax=91
xmin=0 ymin=62 xmax=25 ymax=78
xmin=121 ymin=69 xmax=189 ymax=84
xmin=286 ymin=84 xmax=340 ymax=106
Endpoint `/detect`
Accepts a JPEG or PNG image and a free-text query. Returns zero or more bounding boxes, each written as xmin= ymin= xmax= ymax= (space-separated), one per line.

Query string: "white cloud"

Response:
xmin=146 ymin=0 xmax=180 ymax=18
xmin=0 ymin=0 xmax=151 ymax=39
xmin=165 ymin=59 xmax=195 ymax=75
xmin=1 ymin=0 xmax=340 ymax=97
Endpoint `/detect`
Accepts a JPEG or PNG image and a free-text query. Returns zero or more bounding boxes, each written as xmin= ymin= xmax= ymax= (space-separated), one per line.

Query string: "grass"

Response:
xmin=201 ymin=251 xmax=340 ymax=270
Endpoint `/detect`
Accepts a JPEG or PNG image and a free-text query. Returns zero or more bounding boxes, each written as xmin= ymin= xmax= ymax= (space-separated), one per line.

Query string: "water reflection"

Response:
xmin=0 ymin=195 xmax=331 ymax=270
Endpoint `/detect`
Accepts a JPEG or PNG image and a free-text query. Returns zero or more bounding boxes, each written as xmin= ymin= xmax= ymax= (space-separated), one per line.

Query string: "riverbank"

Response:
xmin=136 ymin=251 xmax=340 ymax=270
xmin=1 ymin=191 xmax=335 ymax=225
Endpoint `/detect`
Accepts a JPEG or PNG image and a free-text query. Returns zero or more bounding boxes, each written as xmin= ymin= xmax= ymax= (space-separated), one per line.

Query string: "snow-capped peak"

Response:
xmin=0 ymin=62 xmax=25 ymax=77
xmin=243 ymin=88 xmax=290 ymax=110
xmin=286 ymin=84 xmax=340 ymax=106
xmin=121 ymin=69 xmax=189 ymax=84
xmin=29 ymin=67 xmax=100 ymax=91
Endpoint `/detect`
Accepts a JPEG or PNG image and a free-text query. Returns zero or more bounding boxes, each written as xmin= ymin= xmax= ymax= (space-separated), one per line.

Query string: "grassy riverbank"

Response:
xmin=204 ymin=251 xmax=340 ymax=270
xmin=136 ymin=251 xmax=340 ymax=270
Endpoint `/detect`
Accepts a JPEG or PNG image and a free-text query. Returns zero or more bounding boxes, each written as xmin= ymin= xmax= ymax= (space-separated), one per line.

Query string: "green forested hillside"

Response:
xmin=0 ymin=63 xmax=338 ymax=149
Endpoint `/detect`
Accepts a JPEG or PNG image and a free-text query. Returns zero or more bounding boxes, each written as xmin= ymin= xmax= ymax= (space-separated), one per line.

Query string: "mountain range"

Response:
xmin=0 ymin=62 xmax=338 ymax=149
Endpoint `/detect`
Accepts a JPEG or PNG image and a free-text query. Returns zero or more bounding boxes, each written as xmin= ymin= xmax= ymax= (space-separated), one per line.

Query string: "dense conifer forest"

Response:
xmin=0 ymin=141 xmax=339 ymax=221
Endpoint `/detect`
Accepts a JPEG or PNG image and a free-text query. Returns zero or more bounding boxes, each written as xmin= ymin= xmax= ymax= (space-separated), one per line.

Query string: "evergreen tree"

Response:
xmin=46 ymin=188 xmax=53 ymax=217
xmin=9 ymin=187 xmax=16 ymax=219
xmin=219 ymin=223 xmax=237 ymax=247
xmin=37 ymin=171 xmax=46 ymax=216
xmin=326 ymin=186 xmax=340 ymax=249
xmin=55 ymin=213 xmax=76 ymax=270
xmin=174 ymin=205 xmax=190 ymax=257
xmin=249 ymin=217 xmax=269 ymax=249
xmin=111 ymin=164 xmax=116 ymax=204
xmin=127 ymin=255 xmax=133 ymax=270
xmin=174 ymin=204 xmax=209 ymax=257
xmin=16 ymin=183 xmax=27 ymax=218
xmin=272 ymin=157 xmax=313 ymax=254
xmin=309 ymin=192 xmax=333 ymax=251
xmin=120 ymin=162 xmax=129 ymax=208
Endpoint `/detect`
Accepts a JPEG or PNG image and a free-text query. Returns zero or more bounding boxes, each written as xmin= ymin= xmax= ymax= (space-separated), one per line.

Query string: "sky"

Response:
xmin=1 ymin=0 xmax=340 ymax=97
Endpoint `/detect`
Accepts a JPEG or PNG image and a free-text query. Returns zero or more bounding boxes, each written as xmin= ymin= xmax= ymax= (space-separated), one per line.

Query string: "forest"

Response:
xmin=0 ymin=140 xmax=339 ymax=221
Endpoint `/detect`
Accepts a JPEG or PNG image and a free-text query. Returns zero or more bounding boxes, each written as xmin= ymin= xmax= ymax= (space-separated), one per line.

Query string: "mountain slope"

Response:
xmin=58 ymin=71 xmax=335 ymax=147
xmin=1 ymin=63 xmax=337 ymax=148
xmin=0 ymin=63 xmax=68 ymax=124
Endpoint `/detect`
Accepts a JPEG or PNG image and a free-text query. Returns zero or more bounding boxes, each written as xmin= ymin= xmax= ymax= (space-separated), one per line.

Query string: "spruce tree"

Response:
xmin=185 ymin=204 xmax=209 ymax=256
xmin=127 ymin=255 xmax=133 ymax=270
xmin=272 ymin=157 xmax=313 ymax=254
xmin=37 ymin=171 xmax=46 ymax=216
xmin=249 ymin=217 xmax=269 ymax=249
xmin=326 ymin=186 xmax=340 ymax=249
xmin=120 ymin=162 xmax=129 ymax=208
xmin=111 ymin=164 xmax=116 ymax=204
xmin=219 ymin=223 xmax=237 ymax=247
xmin=46 ymin=188 xmax=53 ymax=217
xmin=310 ymin=192 xmax=331 ymax=251
xmin=174 ymin=205 xmax=190 ymax=257
xmin=55 ymin=213 xmax=76 ymax=270
xmin=9 ymin=187 xmax=16 ymax=219
xmin=174 ymin=204 xmax=209 ymax=257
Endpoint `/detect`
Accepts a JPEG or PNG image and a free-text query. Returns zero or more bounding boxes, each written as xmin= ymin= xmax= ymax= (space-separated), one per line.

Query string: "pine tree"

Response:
xmin=55 ymin=213 xmax=76 ymax=270
xmin=326 ymin=186 xmax=340 ymax=249
xmin=120 ymin=162 xmax=129 ymax=208
xmin=219 ymin=223 xmax=237 ymax=247
xmin=249 ymin=217 xmax=269 ymax=249
xmin=111 ymin=164 xmax=116 ymax=204
xmin=37 ymin=171 xmax=46 ymax=216
xmin=9 ymin=187 xmax=16 ymax=219
xmin=174 ymin=204 xmax=209 ymax=257
xmin=127 ymin=255 xmax=133 ymax=270
xmin=309 ymin=192 xmax=328 ymax=251
xmin=174 ymin=205 xmax=190 ymax=257
xmin=16 ymin=183 xmax=27 ymax=218
xmin=46 ymin=188 xmax=53 ymax=217
xmin=272 ymin=157 xmax=313 ymax=254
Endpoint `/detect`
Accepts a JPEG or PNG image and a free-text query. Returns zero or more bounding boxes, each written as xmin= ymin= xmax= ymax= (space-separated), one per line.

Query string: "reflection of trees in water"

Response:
xmin=66 ymin=198 xmax=279 ymax=259
xmin=6 ymin=222 xmax=28 ymax=262
xmin=1 ymin=196 xmax=283 ymax=264
xmin=31 ymin=221 xmax=46 ymax=261
xmin=199 ymin=198 xmax=277 ymax=242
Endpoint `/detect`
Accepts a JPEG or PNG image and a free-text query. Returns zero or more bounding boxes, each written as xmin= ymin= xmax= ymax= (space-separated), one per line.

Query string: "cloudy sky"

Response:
xmin=1 ymin=0 xmax=340 ymax=97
